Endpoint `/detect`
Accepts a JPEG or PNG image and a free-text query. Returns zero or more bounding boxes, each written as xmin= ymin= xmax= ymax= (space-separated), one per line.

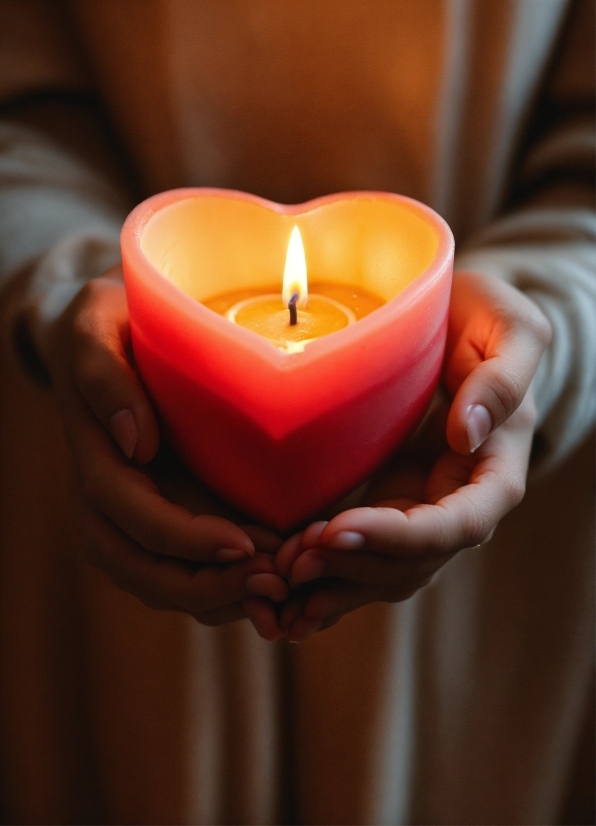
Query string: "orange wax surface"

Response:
xmin=204 ymin=282 xmax=385 ymax=351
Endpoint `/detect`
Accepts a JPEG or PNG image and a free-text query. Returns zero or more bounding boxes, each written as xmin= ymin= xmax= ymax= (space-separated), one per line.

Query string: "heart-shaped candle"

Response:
xmin=121 ymin=189 xmax=454 ymax=532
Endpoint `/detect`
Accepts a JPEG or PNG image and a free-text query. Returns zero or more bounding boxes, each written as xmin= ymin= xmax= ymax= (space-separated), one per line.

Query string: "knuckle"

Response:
xmin=426 ymin=512 xmax=452 ymax=555
xmin=488 ymin=368 xmax=523 ymax=419
xmin=492 ymin=301 xmax=525 ymax=337
xmin=76 ymin=278 xmax=110 ymax=310
xmin=507 ymin=297 xmax=552 ymax=352
xmin=71 ymin=287 xmax=100 ymax=340
xmin=525 ymin=304 xmax=552 ymax=349
xmin=461 ymin=502 xmax=490 ymax=549
xmin=466 ymin=525 xmax=488 ymax=548
xmin=496 ymin=295 xmax=552 ymax=356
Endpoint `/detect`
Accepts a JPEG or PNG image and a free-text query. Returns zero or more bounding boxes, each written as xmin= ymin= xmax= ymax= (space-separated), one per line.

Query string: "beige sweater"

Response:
xmin=0 ymin=2 xmax=593 ymax=824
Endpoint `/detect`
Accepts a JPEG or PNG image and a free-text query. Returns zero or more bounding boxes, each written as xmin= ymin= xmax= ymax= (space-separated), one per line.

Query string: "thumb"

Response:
xmin=445 ymin=285 xmax=551 ymax=455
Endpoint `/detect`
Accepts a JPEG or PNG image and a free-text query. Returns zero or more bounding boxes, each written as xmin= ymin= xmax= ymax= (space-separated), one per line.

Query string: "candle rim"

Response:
xmin=121 ymin=188 xmax=454 ymax=372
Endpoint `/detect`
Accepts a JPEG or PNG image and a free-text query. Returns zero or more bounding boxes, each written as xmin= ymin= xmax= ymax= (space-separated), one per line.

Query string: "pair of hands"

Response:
xmin=26 ymin=266 xmax=551 ymax=642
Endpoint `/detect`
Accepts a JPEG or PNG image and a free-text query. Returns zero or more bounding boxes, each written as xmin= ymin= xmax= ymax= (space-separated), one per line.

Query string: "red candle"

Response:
xmin=121 ymin=189 xmax=454 ymax=532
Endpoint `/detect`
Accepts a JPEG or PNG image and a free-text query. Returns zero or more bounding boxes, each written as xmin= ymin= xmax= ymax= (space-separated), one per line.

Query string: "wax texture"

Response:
xmin=121 ymin=189 xmax=454 ymax=531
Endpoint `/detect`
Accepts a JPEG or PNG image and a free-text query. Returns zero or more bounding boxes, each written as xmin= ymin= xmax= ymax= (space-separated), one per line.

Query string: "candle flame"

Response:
xmin=282 ymin=226 xmax=308 ymax=307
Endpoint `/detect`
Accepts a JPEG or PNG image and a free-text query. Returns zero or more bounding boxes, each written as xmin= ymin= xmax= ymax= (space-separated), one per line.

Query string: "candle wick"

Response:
xmin=288 ymin=293 xmax=298 ymax=325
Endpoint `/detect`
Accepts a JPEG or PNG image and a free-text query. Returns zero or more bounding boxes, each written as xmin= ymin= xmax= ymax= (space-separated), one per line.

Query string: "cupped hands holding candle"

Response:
xmin=18 ymin=188 xmax=550 ymax=641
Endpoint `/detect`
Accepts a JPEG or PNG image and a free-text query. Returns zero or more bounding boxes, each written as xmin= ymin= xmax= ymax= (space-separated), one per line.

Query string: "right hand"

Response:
xmin=273 ymin=270 xmax=550 ymax=641
xmin=26 ymin=268 xmax=288 ymax=637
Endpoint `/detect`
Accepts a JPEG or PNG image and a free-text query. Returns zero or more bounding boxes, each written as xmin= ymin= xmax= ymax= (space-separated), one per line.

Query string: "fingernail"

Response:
xmin=215 ymin=547 xmax=252 ymax=562
xmin=326 ymin=531 xmax=366 ymax=551
xmin=291 ymin=553 xmax=327 ymax=586
xmin=109 ymin=409 xmax=138 ymax=459
xmin=288 ymin=618 xmax=323 ymax=643
xmin=466 ymin=404 xmax=492 ymax=452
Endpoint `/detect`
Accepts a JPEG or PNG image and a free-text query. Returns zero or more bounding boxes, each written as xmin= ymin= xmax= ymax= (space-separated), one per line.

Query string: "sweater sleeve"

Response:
xmin=455 ymin=0 xmax=596 ymax=469
xmin=0 ymin=119 xmax=128 ymax=300
xmin=0 ymin=0 xmax=131 ymax=343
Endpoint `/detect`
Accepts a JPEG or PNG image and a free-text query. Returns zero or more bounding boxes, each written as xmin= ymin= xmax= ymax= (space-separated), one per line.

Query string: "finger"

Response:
xmin=445 ymin=273 xmax=550 ymax=454
xmin=65 ymin=278 xmax=160 ymax=464
xmin=279 ymin=579 xmax=324 ymax=631
xmin=245 ymin=572 xmax=289 ymax=603
xmin=182 ymin=560 xmax=285 ymax=614
xmin=275 ymin=522 xmax=328 ymax=578
xmin=68 ymin=406 xmax=255 ymax=562
xmin=79 ymin=503 xmax=197 ymax=604
xmin=286 ymin=617 xmax=324 ymax=643
xmin=300 ymin=521 xmax=329 ymax=549
xmin=279 ymin=597 xmax=306 ymax=633
xmin=81 ymin=505 xmax=282 ymax=614
xmin=241 ymin=524 xmax=283 ymax=555
xmin=274 ymin=532 xmax=303 ymax=578
xmin=287 ymin=574 xmax=438 ymax=642
xmin=291 ymin=547 xmax=451 ymax=589
xmin=243 ymin=598 xmax=285 ymax=641
xmin=318 ymin=400 xmax=535 ymax=556
xmin=286 ymin=581 xmax=383 ymax=642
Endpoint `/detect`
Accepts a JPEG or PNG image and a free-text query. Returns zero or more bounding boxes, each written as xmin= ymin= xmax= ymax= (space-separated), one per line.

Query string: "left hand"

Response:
xmin=21 ymin=271 xmax=289 ymax=638
xmin=143 ymin=442 xmax=289 ymax=639
xmin=272 ymin=271 xmax=552 ymax=642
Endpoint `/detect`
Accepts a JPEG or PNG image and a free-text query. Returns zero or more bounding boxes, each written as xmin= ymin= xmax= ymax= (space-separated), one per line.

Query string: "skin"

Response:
xmin=22 ymin=266 xmax=551 ymax=642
